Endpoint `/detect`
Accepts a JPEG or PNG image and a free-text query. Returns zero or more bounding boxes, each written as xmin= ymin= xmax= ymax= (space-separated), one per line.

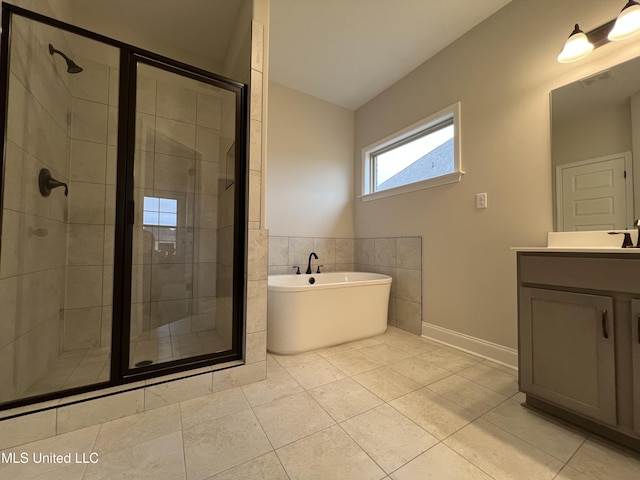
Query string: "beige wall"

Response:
xmin=266 ymin=82 xmax=355 ymax=238
xmin=354 ymin=0 xmax=640 ymax=350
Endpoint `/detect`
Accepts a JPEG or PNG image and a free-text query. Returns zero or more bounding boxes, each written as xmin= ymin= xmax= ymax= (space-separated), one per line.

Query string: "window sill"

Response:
xmin=359 ymin=171 xmax=464 ymax=202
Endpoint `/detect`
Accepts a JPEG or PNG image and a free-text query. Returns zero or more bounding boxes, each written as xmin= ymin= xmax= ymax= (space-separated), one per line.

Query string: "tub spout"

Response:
xmin=306 ymin=252 xmax=318 ymax=274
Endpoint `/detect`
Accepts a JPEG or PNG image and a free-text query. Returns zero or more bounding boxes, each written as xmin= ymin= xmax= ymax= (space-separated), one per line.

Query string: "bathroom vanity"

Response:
xmin=516 ymin=244 xmax=640 ymax=451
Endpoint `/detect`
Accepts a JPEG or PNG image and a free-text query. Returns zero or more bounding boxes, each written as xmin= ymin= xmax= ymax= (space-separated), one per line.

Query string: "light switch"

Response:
xmin=476 ymin=192 xmax=487 ymax=209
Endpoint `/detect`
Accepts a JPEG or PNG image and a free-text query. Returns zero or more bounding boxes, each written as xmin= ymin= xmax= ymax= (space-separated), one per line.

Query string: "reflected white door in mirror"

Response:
xmin=555 ymin=152 xmax=633 ymax=231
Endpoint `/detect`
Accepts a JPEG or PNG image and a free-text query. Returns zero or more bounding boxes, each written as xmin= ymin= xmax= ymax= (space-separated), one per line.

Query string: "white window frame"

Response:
xmin=360 ymin=102 xmax=463 ymax=202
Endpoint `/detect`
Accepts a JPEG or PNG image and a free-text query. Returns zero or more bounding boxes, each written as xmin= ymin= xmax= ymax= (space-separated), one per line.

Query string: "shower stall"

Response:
xmin=0 ymin=5 xmax=248 ymax=409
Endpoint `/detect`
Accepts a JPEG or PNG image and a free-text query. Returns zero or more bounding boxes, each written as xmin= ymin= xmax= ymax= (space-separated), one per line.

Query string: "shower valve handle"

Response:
xmin=39 ymin=168 xmax=68 ymax=197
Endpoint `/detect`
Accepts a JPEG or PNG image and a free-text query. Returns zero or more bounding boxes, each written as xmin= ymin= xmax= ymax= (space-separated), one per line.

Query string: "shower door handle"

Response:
xmin=127 ymin=200 xmax=135 ymax=225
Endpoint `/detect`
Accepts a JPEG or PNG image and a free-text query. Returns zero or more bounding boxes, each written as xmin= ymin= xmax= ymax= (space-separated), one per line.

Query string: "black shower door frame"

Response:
xmin=0 ymin=3 xmax=248 ymax=411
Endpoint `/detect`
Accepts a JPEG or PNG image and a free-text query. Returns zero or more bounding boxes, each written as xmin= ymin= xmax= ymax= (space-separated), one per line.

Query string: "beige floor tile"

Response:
xmin=384 ymin=335 xmax=440 ymax=356
xmin=360 ymin=343 xmax=414 ymax=364
xmin=554 ymin=465 xmax=598 ymax=480
xmin=183 ymin=409 xmax=272 ymax=479
xmin=481 ymin=359 xmax=518 ymax=376
xmin=426 ymin=374 xmax=507 ymax=416
xmin=444 ymin=418 xmax=564 ymax=480
xmin=388 ymin=355 xmax=452 ymax=386
xmin=309 ymin=378 xmax=384 ymax=422
xmin=419 ymin=347 xmax=483 ymax=372
xmin=276 ymin=425 xmax=385 ymax=480
xmin=512 ymin=391 xmax=527 ymax=403
xmin=179 ymin=387 xmax=250 ymax=430
xmin=93 ymin=403 xmax=181 ymax=454
xmin=353 ymin=366 xmax=422 ymax=402
xmin=314 ymin=342 xmax=358 ymax=357
xmin=253 ymin=391 xmax=335 ymax=448
xmin=389 ymin=387 xmax=476 ymax=440
xmin=208 ymin=452 xmax=288 ymax=480
xmin=0 ymin=425 xmax=98 ymax=479
xmin=458 ymin=362 xmax=519 ymax=397
xmin=270 ymin=351 xmax=322 ymax=368
xmin=241 ymin=366 xmax=304 ymax=407
xmin=482 ymin=398 xmax=586 ymax=462
xmin=567 ymin=437 xmax=640 ymax=480
xmin=325 ymin=349 xmax=384 ymax=376
xmin=285 ymin=358 xmax=348 ymax=390
xmin=85 ymin=431 xmax=186 ymax=480
xmin=341 ymin=404 xmax=438 ymax=473
xmin=390 ymin=443 xmax=493 ymax=480
xmin=346 ymin=335 xmax=386 ymax=349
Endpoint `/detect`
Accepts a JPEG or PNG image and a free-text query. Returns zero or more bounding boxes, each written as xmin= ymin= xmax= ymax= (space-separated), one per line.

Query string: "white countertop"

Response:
xmin=512 ymin=246 xmax=640 ymax=253
xmin=512 ymin=231 xmax=640 ymax=253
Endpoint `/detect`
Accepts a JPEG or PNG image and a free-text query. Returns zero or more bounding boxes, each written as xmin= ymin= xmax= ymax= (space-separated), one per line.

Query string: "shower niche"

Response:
xmin=0 ymin=5 xmax=248 ymax=409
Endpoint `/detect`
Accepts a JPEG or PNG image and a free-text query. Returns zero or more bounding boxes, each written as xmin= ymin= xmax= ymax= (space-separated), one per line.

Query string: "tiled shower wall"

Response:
xmin=268 ymin=236 xmax=422 ymax=335
xmin=129 ymin=68 xmax=224 ymax=344
xmin=64 ymin=52 xmax=117 ymax=353
xmin=0 ymin=3 xmax=268 ymax=446
xmin=0 ymin=17 xmax=72 ymax=401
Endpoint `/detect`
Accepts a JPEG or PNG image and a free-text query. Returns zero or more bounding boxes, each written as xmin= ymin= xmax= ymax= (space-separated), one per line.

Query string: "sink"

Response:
xmin=547 ymin=231 xmax=638 ymax=248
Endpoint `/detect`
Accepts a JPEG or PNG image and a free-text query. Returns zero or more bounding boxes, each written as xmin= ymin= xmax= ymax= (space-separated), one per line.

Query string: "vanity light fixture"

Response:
xmin=557 ymin=24 xmax=594 ymax=63
xmin=608 ymin=0 xmax=640 ymax=41
xmin=558 ymin=1 xmax=640 ymax=63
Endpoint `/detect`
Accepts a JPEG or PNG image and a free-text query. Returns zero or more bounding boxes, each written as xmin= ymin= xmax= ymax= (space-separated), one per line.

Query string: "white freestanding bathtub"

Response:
xmin=267 ymin=272 xmax=392 ymax=355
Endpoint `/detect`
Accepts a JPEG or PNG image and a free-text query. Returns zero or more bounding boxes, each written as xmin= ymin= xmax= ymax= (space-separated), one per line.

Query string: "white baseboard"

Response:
xmin=421 ymin=322 xmax=518 ymax=370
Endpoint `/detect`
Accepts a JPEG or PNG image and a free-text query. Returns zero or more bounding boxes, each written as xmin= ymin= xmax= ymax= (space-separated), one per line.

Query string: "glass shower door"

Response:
xmin=0 ymin=15 xmax=118 ymax=404
xmin=127 ymin=60 xmax=238 ymax=370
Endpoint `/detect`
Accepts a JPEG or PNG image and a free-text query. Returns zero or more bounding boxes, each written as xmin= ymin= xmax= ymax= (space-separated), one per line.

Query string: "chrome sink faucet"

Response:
xmin=306 ymin=252 xmax=318 ymax=274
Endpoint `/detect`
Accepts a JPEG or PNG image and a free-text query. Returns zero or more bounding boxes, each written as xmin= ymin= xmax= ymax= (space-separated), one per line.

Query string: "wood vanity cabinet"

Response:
xmin=517 ymin=252 xmax=640 ymax=449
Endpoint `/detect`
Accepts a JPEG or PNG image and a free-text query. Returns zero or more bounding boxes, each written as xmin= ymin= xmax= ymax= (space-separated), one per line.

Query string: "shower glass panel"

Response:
xmin=128 ymin=61 xmax=237 ymax=369
xmin=0 ymin=15 xmax=118 ymax=403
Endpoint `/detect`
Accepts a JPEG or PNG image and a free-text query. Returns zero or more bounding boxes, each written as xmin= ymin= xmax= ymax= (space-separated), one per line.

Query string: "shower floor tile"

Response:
xmin=5 ymin=326 xmax=640 ymax=480
xmin=21 ymin=327 xmax=230 ymax=399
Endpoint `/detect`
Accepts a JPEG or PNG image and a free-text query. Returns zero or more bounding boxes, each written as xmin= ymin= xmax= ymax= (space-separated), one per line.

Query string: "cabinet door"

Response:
xmin=632 ymin=299 xmax=640 ymax=435
xmin=519 ymin=288 xmax=617 ymax=425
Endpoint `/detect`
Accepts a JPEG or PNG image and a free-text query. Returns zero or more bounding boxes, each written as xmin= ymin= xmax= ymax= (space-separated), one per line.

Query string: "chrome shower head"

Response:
xmin=48 ymin=43 xmax=83 ymax=74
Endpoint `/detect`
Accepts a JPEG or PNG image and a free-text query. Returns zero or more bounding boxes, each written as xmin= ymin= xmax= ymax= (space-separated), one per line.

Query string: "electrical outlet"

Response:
xmin=476 ymin=192 xmax=487 ymax=209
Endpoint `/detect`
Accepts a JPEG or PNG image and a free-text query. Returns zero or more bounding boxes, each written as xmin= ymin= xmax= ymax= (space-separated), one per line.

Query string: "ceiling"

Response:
xmin=48 ymin=0 xmax=513 ymax=111
xmin=269 ymin=0 xmax=513 ymax=110
xmin=64 ymin=0 xmax=242 ymax=69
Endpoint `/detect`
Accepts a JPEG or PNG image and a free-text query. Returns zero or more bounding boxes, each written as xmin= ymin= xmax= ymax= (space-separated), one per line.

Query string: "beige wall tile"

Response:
xmin=71 ymin=98 xmax=108 ymax=143
xmin=213 ymin=361 xmax=266 ymax=392
xmin=374 ymin=238 xmax=396 ymax=267
xmin=65 ymin=266 xmax=103 ymax=308
xmin=144 ymin=373 xmax=212 ymax=410
xmin=246 ymin=279 xmax=267 ymax=334
xmin=196 ymin=92 xmax=221 ymax=129
xmin=396 ymin=237 xmax=421 ymax=269
xmin=68 ymin=181 xmax=106 ymax=224
xmin=64 ymin=306 xmax=102 ymax=350
xmin=71 ymin=57 xmax=110 ymax=104
xmin=155 ymin=117 xmax=196 ymax=158
xmin=0 ymin=409 xmax=56 ymax=450
xmin=396 ymin=268 xmax=421 ymax=303
xmin=57 ymin=389 xmax=144 ymax=434
xmin=157 ymin=82 xmax=197 ymax=124
xmin=246 ymin=331 xmax=267 ymax=364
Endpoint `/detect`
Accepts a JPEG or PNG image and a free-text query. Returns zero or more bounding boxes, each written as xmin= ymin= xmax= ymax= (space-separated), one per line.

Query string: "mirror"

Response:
xmin=551 ymin=56 xmax=640 ymax=231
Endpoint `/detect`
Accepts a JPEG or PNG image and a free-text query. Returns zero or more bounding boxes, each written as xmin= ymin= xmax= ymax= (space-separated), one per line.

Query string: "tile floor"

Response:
xmin=2 ymin=326 xmax=640 ymax=479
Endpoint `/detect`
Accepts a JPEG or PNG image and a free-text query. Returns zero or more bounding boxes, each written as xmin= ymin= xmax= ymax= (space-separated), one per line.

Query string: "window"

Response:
xmin=361 ymin=102 xmax=462 ymax=200
xmin=143 ymin=196 xmax=178 ymax=257
xmin=143 ymin=196 xmax=177 ymax=227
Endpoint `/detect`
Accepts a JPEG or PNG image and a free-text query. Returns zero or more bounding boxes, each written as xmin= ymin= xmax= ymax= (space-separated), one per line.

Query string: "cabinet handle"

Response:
xmin=602 ymin=310 xmax=609 ymax=339
xmin=637 ymin=314 xmax=640 ymax=344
